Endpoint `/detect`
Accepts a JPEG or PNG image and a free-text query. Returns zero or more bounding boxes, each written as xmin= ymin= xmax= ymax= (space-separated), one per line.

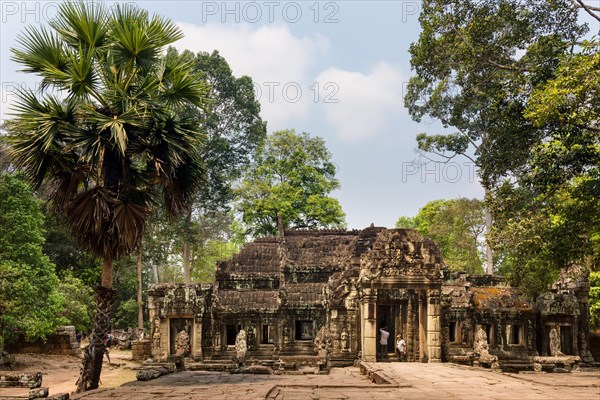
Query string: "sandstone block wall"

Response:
xmin=6 ymin=326 xmax=80 ymax=356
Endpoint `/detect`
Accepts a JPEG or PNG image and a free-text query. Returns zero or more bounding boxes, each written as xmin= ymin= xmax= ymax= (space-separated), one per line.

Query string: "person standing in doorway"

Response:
xmin=379 ymin=326 xmax=390 ymax=361
xmin=396 ymin=334 xmax=406 ymax=362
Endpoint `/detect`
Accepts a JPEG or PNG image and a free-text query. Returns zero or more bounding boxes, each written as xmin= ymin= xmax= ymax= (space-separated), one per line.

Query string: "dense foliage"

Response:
xmin=0 ymin=173 xmax=65 ymax=345
xmin=406 ymin=0 xmax=597 ymax=294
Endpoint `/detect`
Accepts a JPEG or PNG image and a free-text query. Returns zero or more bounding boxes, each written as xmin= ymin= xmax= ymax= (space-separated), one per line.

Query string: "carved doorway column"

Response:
xmin=419 ymin=291 xmax=426 ymax=361
xmin=427 ymin=288 xmax=442 ymax=362
xmin=360 ymin=288 xmax=377 ymax=362
xmin=406 ymin=290 xmax=415 ymax=361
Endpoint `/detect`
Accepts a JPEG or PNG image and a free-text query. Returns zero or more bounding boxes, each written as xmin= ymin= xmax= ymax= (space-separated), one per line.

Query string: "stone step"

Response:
xmin=196 ymin=359 xmax=235 ymax=364
xmin=186 ymin=363 xmax=235 ymax=372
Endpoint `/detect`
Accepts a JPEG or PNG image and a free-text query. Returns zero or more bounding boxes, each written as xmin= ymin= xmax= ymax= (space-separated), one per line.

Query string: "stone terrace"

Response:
xmin=70 ymin=363 xmax=600 ymax=400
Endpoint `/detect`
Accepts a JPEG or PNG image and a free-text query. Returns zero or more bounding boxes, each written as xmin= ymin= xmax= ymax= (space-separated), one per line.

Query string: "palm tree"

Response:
xmin=7 ymin=2 xmax=209 ymax=391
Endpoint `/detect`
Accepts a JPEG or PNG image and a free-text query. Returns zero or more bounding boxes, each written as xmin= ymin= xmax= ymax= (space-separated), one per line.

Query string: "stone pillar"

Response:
xmin=572 ymin=319 xmax=579 ymax=356
xmin=407 ymin=290 xmax=414 ymax=361
xmin=193 ymin=319 xmax=203 ymax=360
xmin=419 ymin=291 xmax=427 ymax=360
xmin=427 ymin=289 xmax=442 ymax=362
xmin=396 ymin=304 xmax=403 ymax=341
xmin=159 ymin=318 xmax=169 ymax=360
xmin=360 ymin=288 xmax=377 ymax=362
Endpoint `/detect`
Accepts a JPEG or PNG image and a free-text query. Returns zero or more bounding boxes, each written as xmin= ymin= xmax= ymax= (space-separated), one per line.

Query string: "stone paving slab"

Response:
xmin=70 ymin=363 xmax=600 ymax=400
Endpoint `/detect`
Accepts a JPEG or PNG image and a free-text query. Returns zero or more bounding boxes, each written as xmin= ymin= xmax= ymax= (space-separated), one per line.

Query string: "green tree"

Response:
xmin=114 ymin=298 xmax=138 ymax=330
xmin=395 ymin=216 xmax=417 ymax=229
xmin=0 ymin=173 xmax=65 ymax=348
xmin=488 ymin=41 xmax=599 ymax=296
xmin=237 ymin=129 xmax=346 ymax=237
xmin=164 ymin=49 xmax=266 ymax=283
xmin=396 ymin=198 xmax=486 ymax=274
xmin=56 ymin=272 xmax=94 ymax=333
xmin=6 ymin=2 xmax=208 ymax=391
xmin=405 ymin=0 xmax=587 ymax=274
xmin=191 ymin=239 xmax=239 ymax=282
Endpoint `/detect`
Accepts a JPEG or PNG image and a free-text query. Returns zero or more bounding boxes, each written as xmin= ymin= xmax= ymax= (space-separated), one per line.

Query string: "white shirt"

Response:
xmin=379 ymin=329 xmax=389 ymax=345
xmin=397 ymin=338 xmax=406 ymax=352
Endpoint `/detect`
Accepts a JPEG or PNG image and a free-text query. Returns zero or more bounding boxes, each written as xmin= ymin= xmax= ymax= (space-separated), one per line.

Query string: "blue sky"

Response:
xmin=1 ymin=1 xmax=597 ymax=229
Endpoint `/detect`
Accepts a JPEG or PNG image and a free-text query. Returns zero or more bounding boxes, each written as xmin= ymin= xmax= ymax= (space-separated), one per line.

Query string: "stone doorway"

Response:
xmin=169 ymin=318 xmax=193 ymax=356
xmin=377 ymin=305 xmax=397 ymax=359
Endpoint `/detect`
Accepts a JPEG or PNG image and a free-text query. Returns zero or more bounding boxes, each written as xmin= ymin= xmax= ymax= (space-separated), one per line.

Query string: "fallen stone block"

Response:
xmin=0 ymin=372 xmax=42 ymax=388
xmin=28 ymin=386 xmax=49 ymax=399
xmin=136 ymin=369 xmax=162 ymax=381
xmin=47 ymin=393 xmax=69 ymax=400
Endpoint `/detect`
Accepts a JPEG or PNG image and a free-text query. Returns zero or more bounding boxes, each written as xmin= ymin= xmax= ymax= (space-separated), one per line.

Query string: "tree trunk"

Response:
xmin=183 ymin=241 xmax=191 ymax=284
xmin=76 ymin=258 xmax=117 ymax=392
xmin=151 ymin=262 xmax=159 ymax=285
xmin=137 ymin=247 xmax=144 ymax=339
xmin=183 ymin=208 xmax=192 ymax=284
xmin=484 ymin=188 xmax=494 ymax=275
xmin=277 ymin=213 xmax=285 ymax=242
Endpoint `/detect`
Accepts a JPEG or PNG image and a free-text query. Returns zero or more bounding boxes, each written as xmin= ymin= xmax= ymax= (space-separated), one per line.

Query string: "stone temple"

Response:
xmin=146 ymin=227 xmax=595 ymax=371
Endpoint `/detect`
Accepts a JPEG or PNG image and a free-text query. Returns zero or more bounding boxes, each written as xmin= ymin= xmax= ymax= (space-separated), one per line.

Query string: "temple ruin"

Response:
xmin=146 ymin=227 xmax=595 ymax=371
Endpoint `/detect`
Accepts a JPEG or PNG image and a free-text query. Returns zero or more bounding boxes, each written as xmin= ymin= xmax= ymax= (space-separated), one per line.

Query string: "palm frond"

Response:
xmin=146 ymin=14 xmax=184 ymax=47
xmin=65 ymin=45 xmax=99 ymax=100
xmin=109 ymin=4 xmax=160 ymax=71
xmin=83 ymin=106 xmax=144 ymax=156
xmin=7 ymin=91 xmax=79 ymax=187
xmin=112 ymin=198 xmax=152 ymax=253
xmin=159 ymin=57 xmax=211 ymax=109
xmin=162 ymin=152 xmax=206 ymax=217
xmin=66 ymin=187 xmax=114 ymax=257
xmin=11 ymin=26 xmax=69 ymax=88
xmin=50 ymin=1 xmax=109 ymax=50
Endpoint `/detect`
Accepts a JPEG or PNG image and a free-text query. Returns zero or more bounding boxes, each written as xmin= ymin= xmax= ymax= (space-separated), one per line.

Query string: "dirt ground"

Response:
xmin=0 ymin=347 xmax=140 ymax=398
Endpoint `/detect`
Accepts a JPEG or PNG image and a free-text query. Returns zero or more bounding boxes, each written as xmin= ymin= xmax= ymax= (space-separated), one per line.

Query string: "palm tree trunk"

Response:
xmin=76 ymin=258 xmax=117 ymax=392
xmin=137 ymin=248 xmax=144 ymax=338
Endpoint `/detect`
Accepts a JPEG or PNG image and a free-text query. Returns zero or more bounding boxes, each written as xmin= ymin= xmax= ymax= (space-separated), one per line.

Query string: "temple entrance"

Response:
xmin=169 ymin=318 xmax=193 ymax=356
xmin=560 ymin=326 xmax=573 ymax=355
xmin=369 ymin=288 xmax=437 ymax=362
xmin=377 ymin=305 xmax=396 ymax=359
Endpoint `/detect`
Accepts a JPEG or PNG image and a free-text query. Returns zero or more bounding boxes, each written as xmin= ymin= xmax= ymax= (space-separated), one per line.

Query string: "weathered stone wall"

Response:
xmin=5 ymin=326 xmax=80 ymax=356
xmin=131 ymin=340 xmax=152 ymax=361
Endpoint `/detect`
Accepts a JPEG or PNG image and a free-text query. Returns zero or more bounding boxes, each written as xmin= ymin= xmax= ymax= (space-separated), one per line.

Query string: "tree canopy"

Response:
xmin=405 ymin=0 xmax=587 ymax=187
xmin=405 ymin=0 xmax=597 ymax=292
xmin=489 ymin=41 xmax=600 ymax=296
xmin=237 ymin=129 xmax=346 ymax=237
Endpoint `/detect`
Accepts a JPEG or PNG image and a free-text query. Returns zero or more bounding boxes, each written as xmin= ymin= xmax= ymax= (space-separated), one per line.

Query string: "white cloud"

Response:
xmin=316 ymin=62 xmax=406 ymax=141
xmin=174 ymin=22 xmax=329 ymax=129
